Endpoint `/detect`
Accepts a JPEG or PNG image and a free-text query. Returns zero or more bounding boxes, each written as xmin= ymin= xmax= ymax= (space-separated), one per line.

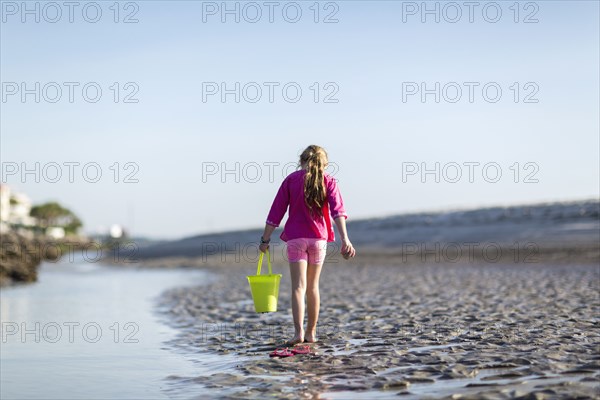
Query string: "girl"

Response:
xmin=259 ymin=145 xmax=356 ymax=345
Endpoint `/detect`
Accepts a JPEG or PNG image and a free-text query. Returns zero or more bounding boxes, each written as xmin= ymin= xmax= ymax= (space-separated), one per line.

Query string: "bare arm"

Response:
xmin=259 ymin=224 xmax=276 ymax=253
xmin=334 ymin=217 xmax=356 ymax=259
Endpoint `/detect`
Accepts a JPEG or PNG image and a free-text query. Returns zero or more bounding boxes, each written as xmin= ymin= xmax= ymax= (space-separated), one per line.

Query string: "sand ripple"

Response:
xmin=158 ymin=263 xmax=600 ymax=399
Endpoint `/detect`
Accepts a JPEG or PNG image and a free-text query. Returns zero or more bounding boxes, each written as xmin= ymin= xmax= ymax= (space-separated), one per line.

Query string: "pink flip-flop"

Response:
xmin=291 ymin=345 xmax=311 ymax=355
xmin=269 ymin=348 xmax=295 ymax=358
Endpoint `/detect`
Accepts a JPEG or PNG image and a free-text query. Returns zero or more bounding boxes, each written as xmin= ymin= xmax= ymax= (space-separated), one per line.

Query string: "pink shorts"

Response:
xmin=286 ymin=238 xmax=327 ymax=265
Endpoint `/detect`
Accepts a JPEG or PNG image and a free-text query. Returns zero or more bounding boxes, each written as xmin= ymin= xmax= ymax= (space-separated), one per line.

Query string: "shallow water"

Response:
xmin=0 ymin=259 xmax=209 ymax=400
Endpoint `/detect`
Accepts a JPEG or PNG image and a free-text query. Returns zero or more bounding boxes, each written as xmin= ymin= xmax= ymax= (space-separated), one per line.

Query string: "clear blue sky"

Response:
xmin=1 ymin=1 xmax=599 ymax=239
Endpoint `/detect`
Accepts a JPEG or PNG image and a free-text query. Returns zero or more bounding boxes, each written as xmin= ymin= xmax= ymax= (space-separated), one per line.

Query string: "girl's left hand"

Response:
xmin=259 ymin=243 xmax=269 ymax=253
xmin=341 ymin=239 xmax=356 ymax=259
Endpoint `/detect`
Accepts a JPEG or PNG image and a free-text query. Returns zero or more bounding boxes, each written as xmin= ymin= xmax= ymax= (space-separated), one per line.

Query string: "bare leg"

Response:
xmin=288 ymin=260 xmax=307 ymax=345
xmin=305 ymin=262 xmax=323 ymax=343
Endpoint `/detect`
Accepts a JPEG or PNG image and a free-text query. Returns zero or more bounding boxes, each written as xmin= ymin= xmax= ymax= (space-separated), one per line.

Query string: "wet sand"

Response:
xmin=158 ymin=261 xmax=600 ymax=399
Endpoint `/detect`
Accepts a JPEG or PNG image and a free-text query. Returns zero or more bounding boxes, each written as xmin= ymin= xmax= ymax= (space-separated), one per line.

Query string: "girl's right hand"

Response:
xmin=341 ymin=239 xmax=356 ymax=259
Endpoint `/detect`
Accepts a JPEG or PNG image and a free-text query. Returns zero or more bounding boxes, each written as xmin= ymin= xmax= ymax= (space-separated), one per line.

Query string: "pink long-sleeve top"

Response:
xmin=266 ymin=170 xmax=348 ymax=243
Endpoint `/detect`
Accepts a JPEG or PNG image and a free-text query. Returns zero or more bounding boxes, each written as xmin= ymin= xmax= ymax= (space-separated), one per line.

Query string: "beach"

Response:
xmin=158 ymin=260 xmax=599 ymax=399
xmin=3 ymin=0 xmax=599 ymax=397
xmin=3 ymin=201 xmax=597 ymax=399
xmin=134 ymin=201 xmax=600 ymax=399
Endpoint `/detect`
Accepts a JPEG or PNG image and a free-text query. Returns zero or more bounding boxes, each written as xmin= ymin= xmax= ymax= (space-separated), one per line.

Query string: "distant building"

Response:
xmin=0 ymin=185 xmax=37 ymax=233
xmin=46 ymin=226 xmax=66 ymax=239
xmin=110 ymin=224 xmax=124 ymax=239
xmin=10 ymin=192 xmax=36 ymax=227
xmin=1 ymin=185 xmax=85 ymax=238
xmin=0 ymin=185 xmax=9 ymax=233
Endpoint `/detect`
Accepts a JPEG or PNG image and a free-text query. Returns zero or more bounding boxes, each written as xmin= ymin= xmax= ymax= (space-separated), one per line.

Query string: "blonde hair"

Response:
xmin=299 ymin=145 xmax=328 ymax=216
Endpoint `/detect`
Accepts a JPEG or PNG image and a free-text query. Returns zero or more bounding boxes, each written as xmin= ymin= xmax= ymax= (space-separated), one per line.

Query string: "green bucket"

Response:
xmin=247 ymin=249 xmax=282 ymax=313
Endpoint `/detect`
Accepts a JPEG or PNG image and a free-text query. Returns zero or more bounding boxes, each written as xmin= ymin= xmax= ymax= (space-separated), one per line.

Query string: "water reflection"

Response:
xmin=1 ymin=260 xmax=208 ymax=400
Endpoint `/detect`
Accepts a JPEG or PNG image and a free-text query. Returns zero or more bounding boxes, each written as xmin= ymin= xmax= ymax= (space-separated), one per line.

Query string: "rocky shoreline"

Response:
xmin=0 ymin=231 xmax=42 ymax=286
xmin=0 ymin=232 xmax=93 ymax=286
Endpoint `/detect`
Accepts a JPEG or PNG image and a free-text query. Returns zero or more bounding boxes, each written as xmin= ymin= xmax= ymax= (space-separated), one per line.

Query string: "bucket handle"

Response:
xmin=257 ymin=249 xmax=273 ymax=275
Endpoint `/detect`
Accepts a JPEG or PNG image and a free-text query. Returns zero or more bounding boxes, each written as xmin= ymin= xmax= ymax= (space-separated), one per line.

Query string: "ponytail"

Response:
xmin=300 ymin=145 xmax=328 ymax=217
